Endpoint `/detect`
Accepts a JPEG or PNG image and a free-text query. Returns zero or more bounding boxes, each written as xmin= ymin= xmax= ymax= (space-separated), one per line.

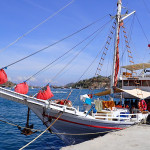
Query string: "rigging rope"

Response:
xmin=50 ymin=23 xmax=110 ymax=101
xmin=119 ymin=15 xmax=135 ymax=66
xmin=72 ymin=46 xmax=107 ymax=105
xmin=95 ymin=21 xmax=116 ymax=77
xmin=51 ymin=33 xmax=100 ymax=82
xmin=78 ymin=20 xmax=114 ymax=81
xmin=142 ymin=0 xmax=150 ymax=15
xmin=87 ymin=21 xmax=116 ymax=93
xmin=0 ymin=0 xmax=75 ymax=53
xmin=128 ymin=13 xmax=135 ymax=44
xmin=28 ymin=19 xmax=113 ymax=103
xmin=72 ymin=20 xmax=115 ymax=105
xmin=133 ymin=14 xmax=150 ymax=67
xmin=1 ymin=15 xmax=109 ymax=70
xmin=120 ymin=23 xmax=145 ymax=98
xmin=51 ymin=19 xmax=112 ymax=82
xmin=135 ymin=14 xmax=150 ymax=43
xmin=24 ymin=19 xmax=113 ymax=82
xmin=122 ymin=25 xmax=135 ymax=65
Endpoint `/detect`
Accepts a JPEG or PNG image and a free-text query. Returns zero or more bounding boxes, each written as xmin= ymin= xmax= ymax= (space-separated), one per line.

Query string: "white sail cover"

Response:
xmin=120 ymin=88 xmax=150 ymax=99
xmin=80 ymin=94 xmax=89 ymax=102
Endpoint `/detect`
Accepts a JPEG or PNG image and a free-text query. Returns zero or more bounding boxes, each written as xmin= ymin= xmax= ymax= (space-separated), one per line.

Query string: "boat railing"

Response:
xmin=94 ymin=112 xmax=141 ymax=122
xmin=0 ymin=87 xmax=78 ymax=113
xmin=120 ymin=74 xmax=150 ymax=79
xmin=49 ymin=101 xmax=77 ymax=113
xmin=0 ymin=87 xmax=49 ymax=106
xmin=0 ymin=86 xmax=28 ymax=99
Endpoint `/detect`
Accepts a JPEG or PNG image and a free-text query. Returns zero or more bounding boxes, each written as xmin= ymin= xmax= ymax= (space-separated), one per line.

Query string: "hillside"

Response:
xmin=0 ymin=76 xmax=110 ymax=89
xmin=65 ymin=75 xmax=110 ymax=89
xmin=0 ymin=81 xmax=16 ymax=87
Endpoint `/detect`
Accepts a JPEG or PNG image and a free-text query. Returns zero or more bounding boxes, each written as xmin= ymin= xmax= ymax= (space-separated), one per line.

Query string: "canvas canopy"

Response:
xmin=94 ymin=88 xmax=150 ymax=99
xmin=122 ymin=63 xmax=150 ymax=71
xmin=120 ymin=88 xmax=150 ymax=99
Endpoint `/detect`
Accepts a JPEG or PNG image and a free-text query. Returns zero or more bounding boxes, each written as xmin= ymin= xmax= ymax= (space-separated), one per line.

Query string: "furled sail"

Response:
xmin=94 ymin=88 xmax=122 ymax=96
xmin=36 ymin=85 xmax=54 ymax=100
xmin=15 ymin=82 xmax=29 ymax=94
xmin=114 ymin=25 xmax=120 ymax=87
xmin=0 ymin=69 xmax=8 ymax=84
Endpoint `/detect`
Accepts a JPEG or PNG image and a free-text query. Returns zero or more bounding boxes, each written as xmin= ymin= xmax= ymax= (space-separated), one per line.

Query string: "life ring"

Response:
xmin=141 ymin=99 xmax=147 ymax=111
xmin=138 ymin=101 xmax=142 ymax=112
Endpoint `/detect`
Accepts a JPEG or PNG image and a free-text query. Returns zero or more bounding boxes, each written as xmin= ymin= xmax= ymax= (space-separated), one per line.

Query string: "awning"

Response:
xmin=122 ymin=63 xmax=150 ymax=71
xmin=120 ymin=88 xmax=150 ymax=99
xmin=94 ymin=88 xmax=150 ymax=99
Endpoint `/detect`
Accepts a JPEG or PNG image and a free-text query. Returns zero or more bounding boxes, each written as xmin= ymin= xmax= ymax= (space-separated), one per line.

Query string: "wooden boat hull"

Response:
xmin=29 ymin=102 xmax=134 ymax=145
xmin=0 ymin=87 xmax=142 ymax=145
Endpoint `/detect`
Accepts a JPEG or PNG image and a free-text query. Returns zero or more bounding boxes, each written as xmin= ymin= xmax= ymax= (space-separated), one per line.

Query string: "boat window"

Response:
xmin=142 ymin=80 xmax=150 ymax=86
xmin=128 ymin=80 xmax=142 ymax=86
xmin=123 ymin=80 xmax=128 ymax=86
xmin=133 ymin=80 xmax=141 ymax=86
xmin=128 ymin=80 xmax=134 ymax=86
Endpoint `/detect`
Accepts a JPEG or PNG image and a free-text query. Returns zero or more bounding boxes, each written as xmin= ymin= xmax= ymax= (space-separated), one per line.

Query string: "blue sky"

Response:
xmin=0 ymin=0 xmax=150 ymax=86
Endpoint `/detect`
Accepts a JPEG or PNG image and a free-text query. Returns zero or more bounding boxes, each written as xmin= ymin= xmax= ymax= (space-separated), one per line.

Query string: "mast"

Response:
xmin=111 ymin=0 xmax=122 ymax=94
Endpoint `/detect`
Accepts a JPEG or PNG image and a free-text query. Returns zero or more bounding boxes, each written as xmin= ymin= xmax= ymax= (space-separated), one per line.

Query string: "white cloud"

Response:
xmin=29 ymin=77 xmax=37 ymax=82
xmin=44 ymin=78 xmax=58 ymax=84
xmin=10 ymin=76 xmax=36 ymax=83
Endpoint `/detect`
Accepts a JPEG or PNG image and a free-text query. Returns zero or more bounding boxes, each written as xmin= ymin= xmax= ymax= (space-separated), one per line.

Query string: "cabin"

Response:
xmin=119 ymin=63 xmax=150 ymax=99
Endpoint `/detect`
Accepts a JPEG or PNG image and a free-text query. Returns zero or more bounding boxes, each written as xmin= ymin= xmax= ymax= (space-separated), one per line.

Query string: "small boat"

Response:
xmin=0 ymin=0 xmax=149 ymax=146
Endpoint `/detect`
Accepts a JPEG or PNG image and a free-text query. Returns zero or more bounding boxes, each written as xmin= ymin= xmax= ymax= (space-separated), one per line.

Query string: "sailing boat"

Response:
xmin=0 ymin=0 xmax=149 ymax=145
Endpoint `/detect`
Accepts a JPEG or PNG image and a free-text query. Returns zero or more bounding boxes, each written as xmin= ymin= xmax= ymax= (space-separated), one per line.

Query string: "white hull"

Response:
xmin=29 ymin=103 xmax=134 ymax=145
xmin=0 ymin=87 xmax=148 ymax=145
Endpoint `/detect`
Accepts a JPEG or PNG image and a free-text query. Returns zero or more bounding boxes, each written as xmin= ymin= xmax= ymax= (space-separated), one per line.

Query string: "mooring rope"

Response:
xmin=0 ymin=119 xmax=49 ymax=133
xmin=0 ymin=117 xmax=126 ymax=136
xmin=19 ymin=112 xmax=63 ymax=150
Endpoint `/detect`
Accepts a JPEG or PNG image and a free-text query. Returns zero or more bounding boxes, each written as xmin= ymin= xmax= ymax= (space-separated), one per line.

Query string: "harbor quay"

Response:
xmin=61 ymin=125 xmax=150 ymax=150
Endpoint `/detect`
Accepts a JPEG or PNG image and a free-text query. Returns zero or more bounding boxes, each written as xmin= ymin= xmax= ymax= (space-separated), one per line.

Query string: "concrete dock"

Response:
xmin=61 ymin=125 xmax=150 ymax=150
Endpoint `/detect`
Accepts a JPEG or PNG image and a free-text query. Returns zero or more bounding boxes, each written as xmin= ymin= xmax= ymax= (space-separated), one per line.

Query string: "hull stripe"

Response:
xmin=44 ymin=114 xmax=123 ymax=130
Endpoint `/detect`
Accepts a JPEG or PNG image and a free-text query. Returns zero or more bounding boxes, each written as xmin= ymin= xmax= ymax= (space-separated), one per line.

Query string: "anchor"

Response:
xmin=20 ymin=107 xmax=36 ymax=135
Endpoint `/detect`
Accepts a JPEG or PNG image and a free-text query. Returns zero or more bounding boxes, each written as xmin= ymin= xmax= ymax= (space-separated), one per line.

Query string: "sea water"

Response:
xmin=0 ymin=88 xmax=113 ymax=150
